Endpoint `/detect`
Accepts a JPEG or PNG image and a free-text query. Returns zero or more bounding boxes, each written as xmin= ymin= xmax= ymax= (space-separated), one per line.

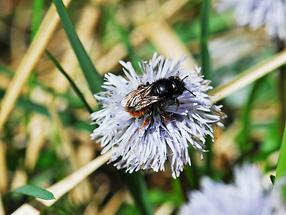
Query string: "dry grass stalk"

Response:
xmin=25 ymin=115 xmax=48 ymax=171
xmin=11 ymin=204 xmax=39 ymax=215
xmin=0 ymin=141 xmax=8 ymax=193
xmin=95 ymin=0 xmax=188 ymax=74
xmin=155 ymin=202 xmax=174 ymax=215
xmin=0 ymin=75 xmax=11 ymax=90
xmin=136 ymin=0 xmax=188 ymax=24
xmin=10 ymin=9 xmax=30 ymax=66
xmin=97 ymin=190 xmax=128 ymax=215
xmin=10 ymin=169 xmax=27 ymax=190
xmin=142 ymin=20 xmax=196 ymax=68
xmin=69 ymin=143 xmax=95 ymax=204
xmin=48 ymin=101 xmax=77 ymax=168
xmin=49 ymin=100 xmax=93 ymax=204
xmin=0 ymin=193 xmax=4 ymax=215
xmin=213 ymin=121 xmax=240 ymax=169
xmin=83 ymin=179 xmax=110 ymax=215
xmin=37 ymin=151 xmax=112 ymax=207
xmin=24 ymin=3 xmax=99 ymax=195
xmin=0 ymin=0 xmax=72 ymax=133
xmin=210 ymin=49 xmax=286 ymax=103
xmin=48 ymin=101 xmax=93 ymax=203
xmin=210 ymin=29 xmax=269 ymax=70
xmin=69 ymin=180 xmax=93 ymax=205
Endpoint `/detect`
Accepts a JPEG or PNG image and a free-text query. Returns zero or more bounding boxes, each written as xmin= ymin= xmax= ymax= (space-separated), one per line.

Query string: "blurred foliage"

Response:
xmin=0 ymin=0 xmax=284 ymax=214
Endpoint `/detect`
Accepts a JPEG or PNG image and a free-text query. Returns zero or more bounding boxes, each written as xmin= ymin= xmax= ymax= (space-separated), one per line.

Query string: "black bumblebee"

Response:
xmin=123 ymin=76 xmax=192 ymax=119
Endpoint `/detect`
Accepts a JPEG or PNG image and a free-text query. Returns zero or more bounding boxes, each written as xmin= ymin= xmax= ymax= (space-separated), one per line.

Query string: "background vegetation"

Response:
xmin=0 ymin=0 xmax=285 ymax=214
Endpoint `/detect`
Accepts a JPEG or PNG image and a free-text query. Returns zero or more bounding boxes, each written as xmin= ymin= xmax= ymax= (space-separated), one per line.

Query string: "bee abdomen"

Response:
xmin=125 ymin=107 xmax=149 ymax=118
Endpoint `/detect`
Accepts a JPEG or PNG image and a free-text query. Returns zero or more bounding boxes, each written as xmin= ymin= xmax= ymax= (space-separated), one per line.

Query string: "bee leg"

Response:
xmin=141 ymin=111 xmax=153 ymax=128
xmin=161 ymin=113 xmax=170 ymax=124
xmin=141 ymin=118 xmax=149 ymax=128
xmin=175 ymin=98 xmax=180 ymax=110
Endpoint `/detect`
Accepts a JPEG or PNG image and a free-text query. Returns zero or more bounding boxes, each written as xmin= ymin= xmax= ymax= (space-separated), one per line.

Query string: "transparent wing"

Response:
xmin=123 ymin=85 xmax=160 ymax=111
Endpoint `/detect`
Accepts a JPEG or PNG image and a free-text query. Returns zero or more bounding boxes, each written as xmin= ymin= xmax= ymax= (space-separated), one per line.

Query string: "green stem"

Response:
xmin=236 ymin=78 xmax=265 ymax=153
xmin=184 ymin=153 xmax=199 ymax=190
xmin=121 ymin=172 xmax=153 ymax=215
xmin=46 ymin=50 xmax=93 ymax=113
xmin=275 ymin=39 xmax=286 ymax=139
xmin=276 ymin=123 xmax=286 ymax=179
xmin=31 ymin=0 xmax=44 ymax=39
xmin=200 ymin=0 xmax=211 ymax=79
xmin=200 ymin=0 xmax=212 ymax=176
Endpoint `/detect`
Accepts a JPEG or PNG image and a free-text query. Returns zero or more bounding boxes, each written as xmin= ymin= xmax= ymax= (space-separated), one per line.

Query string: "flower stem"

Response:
xmin=236 ymin=78 xmax=265 ymax=153
xmin=120 ymin=172 xmax=153 ymax=215
xmin=275 ymin=39 xmax=286 ymax=139
xmin=276 ymin=123 xmax=286 ymax=179
xmin=200 ymin=0 xmax=213 ymax=177
xmin=200 ymin=0 xmax=211 ymax=80
xmin=184 ymin=149 xmax=199 ymax=189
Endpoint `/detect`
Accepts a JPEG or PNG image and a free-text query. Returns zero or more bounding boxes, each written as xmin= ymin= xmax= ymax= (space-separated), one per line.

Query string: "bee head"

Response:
xmin=152 ymin=76 xmax=185 ymax=98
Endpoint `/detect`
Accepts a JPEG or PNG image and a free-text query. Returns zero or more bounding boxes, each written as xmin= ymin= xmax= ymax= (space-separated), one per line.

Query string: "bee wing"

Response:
xmin=122 ymin=85 xmax=160 ymax=111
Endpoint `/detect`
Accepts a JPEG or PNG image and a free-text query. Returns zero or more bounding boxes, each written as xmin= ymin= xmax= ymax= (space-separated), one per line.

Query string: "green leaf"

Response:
xmin=14 ymin=185 xmax=55 ymax=200
xmin=53 ymin=0 xmax=102 ymax=94
xmin=276 ymin=123 xmax=286 ymax=179
xmin=45 ymin=50 xmax=93 ymax=113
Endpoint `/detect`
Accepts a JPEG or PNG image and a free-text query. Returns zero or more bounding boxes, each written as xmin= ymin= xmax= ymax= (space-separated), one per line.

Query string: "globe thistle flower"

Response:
xmin=91 ymin=53 xmax=224 ymax=178
xmin=217 ymin=0 xmax=286 ymax=41
xmin=179 ymin=165 xmax=286 ymax=215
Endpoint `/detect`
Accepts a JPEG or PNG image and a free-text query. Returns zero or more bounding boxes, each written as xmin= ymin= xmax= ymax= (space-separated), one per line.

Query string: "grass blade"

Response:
xmin=31 ymin=0 xmax=44 ymax=39
xmin=200 ymin=0 xmax=212 ymax=175
xmin=14 ymin=185 xmax=55 ymax=200
xmin=200 ymin=0 xmax=211 ymax=79
xmin=53 ymin=0 xmax=102 ymax=94
xmin=45 ymin=50 xmax=93 ymax=113
xmin=276 ymin=123 xmax=286 ymax=179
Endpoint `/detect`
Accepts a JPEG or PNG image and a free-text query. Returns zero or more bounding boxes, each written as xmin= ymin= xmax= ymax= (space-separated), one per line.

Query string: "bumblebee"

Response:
xmin=123 ymin=76 xmax=192 ymax=120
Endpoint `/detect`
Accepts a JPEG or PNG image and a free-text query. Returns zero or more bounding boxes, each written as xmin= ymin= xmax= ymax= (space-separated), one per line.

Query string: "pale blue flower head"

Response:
xmin=217 ymin=0 xmax=286 ymax=41
xmin=179 ymin=164 xmax=286 ymax=215
xmin=91 ymin=54 xmax=223 ymax=178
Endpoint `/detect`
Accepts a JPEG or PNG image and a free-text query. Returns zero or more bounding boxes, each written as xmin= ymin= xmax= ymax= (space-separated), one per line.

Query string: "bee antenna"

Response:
xmin=182 ymin=75 xmax=189 ymax=81
xmin=184 ymin=87 xmax=195 ymax=96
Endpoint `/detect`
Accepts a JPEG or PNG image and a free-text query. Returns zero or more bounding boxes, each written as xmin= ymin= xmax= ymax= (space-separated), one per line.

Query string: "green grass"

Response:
xmin=31 ymin=0 xmax=44 ymax=39
xmin=53 ymin=0 xmax=102 ymax=95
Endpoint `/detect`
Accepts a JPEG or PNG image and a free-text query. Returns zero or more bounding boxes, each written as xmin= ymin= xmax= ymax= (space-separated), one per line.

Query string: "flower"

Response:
xmin=91 ymin=53 xmax=224 ymax=178
xmin=179 ymin=164 xmax=286 ymax=215
xmin=217 ymin=0 xmax=286 ymax=41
